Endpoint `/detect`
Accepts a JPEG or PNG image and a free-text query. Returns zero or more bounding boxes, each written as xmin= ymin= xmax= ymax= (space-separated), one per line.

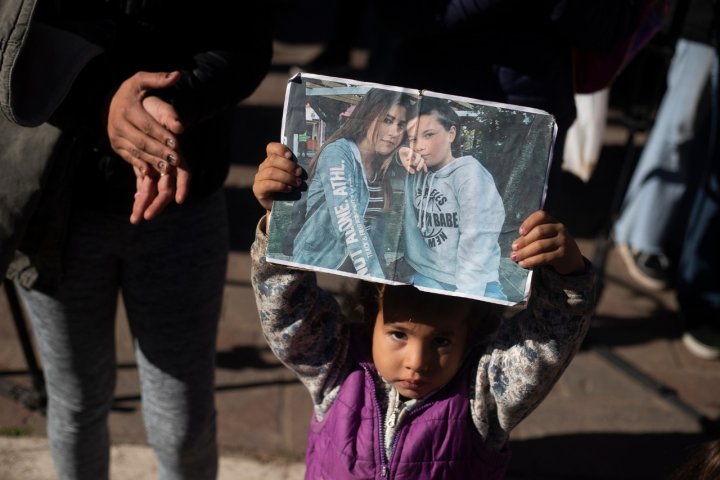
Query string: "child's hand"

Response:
xmin=253 ymin=142 xmax=304 ymax=213
xmin=398 ymin=146 xmax=427 ymax=174
xmin=510 ymin=210 xmax=585 ymax=275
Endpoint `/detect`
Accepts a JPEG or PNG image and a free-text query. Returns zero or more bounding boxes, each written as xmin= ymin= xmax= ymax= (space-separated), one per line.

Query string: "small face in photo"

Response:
xmin=407 ymin=113 xmax=456 ymax=170
xmin=365 ymin=103 xmax=409 ymax=156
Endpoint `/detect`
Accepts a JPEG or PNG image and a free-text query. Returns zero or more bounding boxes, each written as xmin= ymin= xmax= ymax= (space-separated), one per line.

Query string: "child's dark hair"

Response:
xmin=347 ymin=281 xmax=502 ymax=340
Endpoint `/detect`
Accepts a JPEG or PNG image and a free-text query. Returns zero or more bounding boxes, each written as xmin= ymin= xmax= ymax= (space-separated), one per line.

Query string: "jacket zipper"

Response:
xmin=370 ymin=375 xmax=389 ymax=478
xmin=363 ymin=363 xmax=438 ymax=479
xmin=380 ymin=400 xmax=435 ymax=478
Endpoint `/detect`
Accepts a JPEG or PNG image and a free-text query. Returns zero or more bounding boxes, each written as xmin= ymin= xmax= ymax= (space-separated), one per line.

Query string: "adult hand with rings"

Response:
xmin=142 ymin=94 xmax=191 ymax=204
xmin=130 ymin=95 xmax=191 ymax=224
xmin=108 ymin=71 xmax=182 ymax=173
xmin=106 ymin=71 xmax=191 ymax=224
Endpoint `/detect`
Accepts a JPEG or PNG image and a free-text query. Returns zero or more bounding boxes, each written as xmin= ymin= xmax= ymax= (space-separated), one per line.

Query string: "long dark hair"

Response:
xmin=306 ymin=89 xmax=415 ymax=209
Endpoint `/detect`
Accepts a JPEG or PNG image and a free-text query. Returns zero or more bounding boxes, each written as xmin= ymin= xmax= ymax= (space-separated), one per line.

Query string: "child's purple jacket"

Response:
xmin=305 ymin=358 xmax=510 ymax=479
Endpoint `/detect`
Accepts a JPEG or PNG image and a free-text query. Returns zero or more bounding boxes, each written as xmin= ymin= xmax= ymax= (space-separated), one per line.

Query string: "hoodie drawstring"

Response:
xmin=416 ymin=173 xmax=435 ymax=235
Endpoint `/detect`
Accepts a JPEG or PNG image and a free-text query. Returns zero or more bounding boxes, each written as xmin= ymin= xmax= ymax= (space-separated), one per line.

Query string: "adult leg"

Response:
xmin=121 ymin=190 xmax=229 ymax=480
xmin=677 ymin=55 xmax=720 ymax=359
xmin=614 ymin=40 xmax=715 ymax=256
xmin=677 ymin=159 xmax=720 ymax=359
xmin=16 ymin=209 xmax=122 ymax=480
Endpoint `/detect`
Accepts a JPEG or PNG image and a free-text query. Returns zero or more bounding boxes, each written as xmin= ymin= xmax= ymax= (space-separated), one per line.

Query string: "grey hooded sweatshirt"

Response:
xmin=403 ymin=155 xmax=505 ymax=296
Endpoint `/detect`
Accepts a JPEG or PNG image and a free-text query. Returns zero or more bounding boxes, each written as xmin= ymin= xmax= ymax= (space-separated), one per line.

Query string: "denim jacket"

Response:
xmin=292 ymin=138 xmax=386 ymax=279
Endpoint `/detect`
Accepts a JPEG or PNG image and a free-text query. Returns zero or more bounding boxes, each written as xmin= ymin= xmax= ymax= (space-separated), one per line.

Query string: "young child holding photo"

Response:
xmin=252 ymin=142 xmax=596 ymax=479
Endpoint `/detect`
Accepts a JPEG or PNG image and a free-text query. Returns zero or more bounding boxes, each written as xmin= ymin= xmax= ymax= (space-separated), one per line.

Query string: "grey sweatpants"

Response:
xmin=17 ymin=190 xmax=229 ymax=480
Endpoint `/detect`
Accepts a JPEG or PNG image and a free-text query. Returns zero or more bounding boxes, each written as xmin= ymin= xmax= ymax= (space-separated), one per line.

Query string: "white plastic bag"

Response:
xmin=563 ymin=88 xmax=609 ymax=182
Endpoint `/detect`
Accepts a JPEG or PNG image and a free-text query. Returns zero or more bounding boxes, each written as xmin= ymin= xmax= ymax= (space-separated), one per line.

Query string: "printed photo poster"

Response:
xmin=267 ymin=73 xmax=557 ymax=306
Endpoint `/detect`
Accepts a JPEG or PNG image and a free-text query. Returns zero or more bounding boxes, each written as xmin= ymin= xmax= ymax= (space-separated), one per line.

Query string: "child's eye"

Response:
xmin=389 ymin=331 xmax=407 ymax=341
xmin=383 ymin=116 xmax=394 ymax=124
xmin=432 ymin=337 xmax=451 ymax=348
xmin=408 ymin=137 xmax=416 ymax=143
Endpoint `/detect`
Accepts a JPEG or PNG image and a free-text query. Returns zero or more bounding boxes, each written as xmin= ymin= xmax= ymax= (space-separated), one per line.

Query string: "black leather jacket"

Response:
xmin=0 ymin=0 xmax=273 ymax=289
xmin=36 ymin=0 xmax=273 ymax=204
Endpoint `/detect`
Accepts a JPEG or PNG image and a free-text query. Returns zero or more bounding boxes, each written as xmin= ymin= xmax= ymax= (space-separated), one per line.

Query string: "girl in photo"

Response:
xmin=400 ymin=97 xmax=507 ymax=300
xmin=291 ymin=88 xmax=415 ymax=279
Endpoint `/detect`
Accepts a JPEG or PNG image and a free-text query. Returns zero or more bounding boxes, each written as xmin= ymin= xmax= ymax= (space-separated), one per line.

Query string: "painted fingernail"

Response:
xmin=158 ymin=161 xmax=166 ymax=171
xmin=167 ymin=153 xmax=176 ymax=165
xmin=284 ymin=150 xmax=292 ymax=159
xmin=295 ymin=177 xmax=302 ymax=186
xmin=511 ymin=253 xmax=518 ymax=261
xmin=166 ymin=138 xmax=176 ymax=148
xmin=511 ymin=242 xmax=518 ymax=251
xmin=518 ymin=226 xmax=526 ymax=235
xmin=140 ymin=166 xmax=146 ymax=176
xmin=295 ymin=167 xmax=303 ymax=176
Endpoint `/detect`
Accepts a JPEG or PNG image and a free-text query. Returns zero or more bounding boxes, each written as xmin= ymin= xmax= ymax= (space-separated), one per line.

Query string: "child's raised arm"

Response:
xmin=510 ymin=210 xmax=585 ymax=275
xmin=250 ymin=144 xmax=352 ymax=417
xmin=252 ymin=142 xmax=304 ymax=214
xmin=470 ymin=210 xmax=595 ymax=451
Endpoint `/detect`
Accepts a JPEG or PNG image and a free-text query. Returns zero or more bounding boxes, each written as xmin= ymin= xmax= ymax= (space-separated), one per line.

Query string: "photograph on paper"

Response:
xmin=266 ymin=73 xmax=557 ymax=305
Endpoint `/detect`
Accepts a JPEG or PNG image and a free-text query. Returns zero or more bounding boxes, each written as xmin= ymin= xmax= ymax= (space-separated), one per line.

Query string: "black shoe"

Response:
xmin=617 ymin=244 xmax=673 ymax=291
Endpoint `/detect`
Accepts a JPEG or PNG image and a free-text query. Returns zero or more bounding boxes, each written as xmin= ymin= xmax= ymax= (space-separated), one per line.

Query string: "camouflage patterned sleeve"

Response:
xmin=470 ymin=259 xmax=596 ymax=451
xmin=250 ymin=216 xmax=351 ymax=419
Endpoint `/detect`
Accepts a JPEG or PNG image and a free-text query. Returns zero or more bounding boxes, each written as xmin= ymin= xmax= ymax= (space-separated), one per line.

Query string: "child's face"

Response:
xmin=407 ymin=113 xmax=456 ymax=170
xmin=371 ymin=294 xmax=470 ymax=400
xmin=365 ymin=104 xmax=408 ymax=156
